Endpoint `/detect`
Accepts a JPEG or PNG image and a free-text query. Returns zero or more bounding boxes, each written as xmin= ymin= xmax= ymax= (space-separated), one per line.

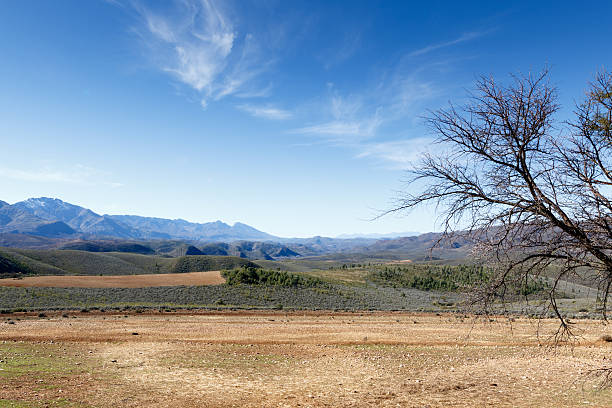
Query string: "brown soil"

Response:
xmin=0 ymin=312 xmax=610 ymax=407
xmin=0 ymin=271 xmax=225 ymax=288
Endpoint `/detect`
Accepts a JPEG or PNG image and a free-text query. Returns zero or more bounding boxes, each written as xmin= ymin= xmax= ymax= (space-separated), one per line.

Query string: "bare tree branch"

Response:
xmin=391 ymin=69 xmax=612 ymax=328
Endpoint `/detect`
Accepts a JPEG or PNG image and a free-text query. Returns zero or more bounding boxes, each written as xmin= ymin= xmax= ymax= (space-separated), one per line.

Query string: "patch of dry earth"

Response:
xmin=0 ymin=312 xmax=610 ymax=407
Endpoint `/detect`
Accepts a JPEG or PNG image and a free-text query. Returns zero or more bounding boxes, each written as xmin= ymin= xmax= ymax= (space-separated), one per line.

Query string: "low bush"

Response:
xmin=223 ymin=266 xmax=327 ymax=288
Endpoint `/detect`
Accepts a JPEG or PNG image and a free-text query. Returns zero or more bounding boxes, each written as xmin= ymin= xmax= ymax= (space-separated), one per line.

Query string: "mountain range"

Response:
xmin=0 ymin=197 xmax=466 ymax=261
xmin=0 ymin=197 xmax=274 ymax=241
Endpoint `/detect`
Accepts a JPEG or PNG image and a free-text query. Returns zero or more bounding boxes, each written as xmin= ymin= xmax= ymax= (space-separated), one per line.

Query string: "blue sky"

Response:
xmin=1 ymin=0 xmax=611 ymax=237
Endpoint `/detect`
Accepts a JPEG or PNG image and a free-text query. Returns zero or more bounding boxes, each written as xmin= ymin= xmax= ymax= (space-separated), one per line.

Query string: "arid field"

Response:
xmin=0 ymin=271 xmax=225 ymax=288
xmin=1 ymin=311 xmax=611 ymax=407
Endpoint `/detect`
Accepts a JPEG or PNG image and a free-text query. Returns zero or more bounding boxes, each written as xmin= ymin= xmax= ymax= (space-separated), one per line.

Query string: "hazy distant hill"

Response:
xmin=60 ymin=240 xmax=156 ymax=255
xmin=277 ymin=236 xmax=376 ymax=256
xmin=100 ymin=240 xmax=302 ymax=260
xmin=108 ymin=215 xmax=274 ymax=241
xmin=32 ymin=221 xmax=76 ymax=236
xmin=358 ymin=232 xmax=473 ymax=260
xmin=0 ymin=233 xmax=69 ymax=249
xmin=336 ymin=232 xmax=420 ymax=239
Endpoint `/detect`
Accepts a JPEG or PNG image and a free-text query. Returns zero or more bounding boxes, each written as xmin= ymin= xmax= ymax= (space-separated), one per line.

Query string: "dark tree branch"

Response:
xmin=390 ymin=69 xmax=612 ymax=328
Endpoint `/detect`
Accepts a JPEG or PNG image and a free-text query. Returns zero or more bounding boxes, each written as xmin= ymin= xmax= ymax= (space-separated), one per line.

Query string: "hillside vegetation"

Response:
xmin=223 ymin=266 xmax=327 ymax=288
xmin=0 ymin=247 xmax=258 ymax=277
xmin=369 ymin=264 xmax=492 ymax=291
xmin=60 ymin=241 xmax=155 ymax=255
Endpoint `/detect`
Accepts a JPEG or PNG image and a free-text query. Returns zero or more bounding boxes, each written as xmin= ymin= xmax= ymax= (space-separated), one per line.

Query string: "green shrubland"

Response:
xmin=369 ymin=264 xmax=548 ymax=296
xmin=223 ymin=266 xmax=327 ymax=288
xmin=0 ymin=248 xmax=257 ymax=277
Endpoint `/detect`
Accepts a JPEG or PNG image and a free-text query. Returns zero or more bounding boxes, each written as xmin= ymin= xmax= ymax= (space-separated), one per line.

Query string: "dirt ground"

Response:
xmin=0 ymin=311 xmax=611 ymax=407
xmin=0 ymin=271 xmax=225 ymax=288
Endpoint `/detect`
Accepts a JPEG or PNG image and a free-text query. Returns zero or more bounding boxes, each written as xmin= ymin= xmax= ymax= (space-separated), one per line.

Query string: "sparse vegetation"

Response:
xmin=0 ymin=249 xmax=597 ymax=317
xmin=223 ymin=266 xmax=327 ymax=287
xmin=369 ymin=264 xmax=549 ymax=296
xmin=0 ymin=279 xmax=468 ymax=312
xmin=0 ymin=248 xmax=257 ymax=277
xmin=173 ymin=256 xmax=258 ymax=274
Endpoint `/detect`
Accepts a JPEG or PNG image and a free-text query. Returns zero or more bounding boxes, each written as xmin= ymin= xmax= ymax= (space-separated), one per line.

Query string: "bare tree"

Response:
xmin=390 ymin=69 xmax=611 ymax=335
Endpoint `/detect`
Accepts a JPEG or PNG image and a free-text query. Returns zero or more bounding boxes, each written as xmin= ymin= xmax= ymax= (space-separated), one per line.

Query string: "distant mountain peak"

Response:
xmin=24 ymin=197 xmax=56 ymax=207
xmin=25 ymin=197 xmax=66 ymax=203
xmin=22 ymin=197 xmax=91 ymax=213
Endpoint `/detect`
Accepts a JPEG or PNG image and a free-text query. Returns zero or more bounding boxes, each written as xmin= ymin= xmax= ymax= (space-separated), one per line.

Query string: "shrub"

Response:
xmin=172 ymin=256 xmax=259 ymax=274
xmin=223 ymin=266 xmax=327 ymax=288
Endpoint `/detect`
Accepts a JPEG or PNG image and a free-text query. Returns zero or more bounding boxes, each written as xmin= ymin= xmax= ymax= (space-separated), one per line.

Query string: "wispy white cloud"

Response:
xmin=290 ymin=90 xmax=383 ymax=143
xmin=292 ymin=117 xmax=382 ymax=141
xmin=408 ymin=31 xmax=484 ymax=57
xmin=355 ymin=138 xmax=436 ymax=169
xmin=0 ymin=165 xmax=123 ymax=188
xmin=213 ymin=34 xmax=271 ymax=100
xmin=289 ymin=69 xmax=438 ymax=150
xmin=288 ymin=63 xmax=447 ymax=167
xmin=233 ymin=84 xmax=273 ymax=99
xmin=102 ymin=0 xmax=125 ymax=7
xmin=385 ymin=77 xmax=436 ymax=115
xmin=237 ymin=104 xmax=292 ymax=120
xmin=133 ymin=0 xmax=268 ymax=107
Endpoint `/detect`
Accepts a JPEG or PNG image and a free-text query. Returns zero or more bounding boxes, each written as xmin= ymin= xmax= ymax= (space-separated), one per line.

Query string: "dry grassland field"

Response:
xmin=0 ymin=271 xmax=225 ymax=288
xmin=0 ymin=311 xmax=611 ymax=408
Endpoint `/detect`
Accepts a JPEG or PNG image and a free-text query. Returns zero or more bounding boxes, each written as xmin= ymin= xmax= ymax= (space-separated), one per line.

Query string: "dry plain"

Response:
xmin=0 ymin=271 xmax=225 ymax=288
xmin=0 ymin=311 xmax=611 ymax=408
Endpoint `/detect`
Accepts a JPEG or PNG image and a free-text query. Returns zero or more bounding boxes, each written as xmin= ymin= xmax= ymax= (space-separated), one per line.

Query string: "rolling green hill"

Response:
xmin=59 ymin=240 xmax=155 ymax=255
xmin=0 ymin=247 xmax=259 ymax=277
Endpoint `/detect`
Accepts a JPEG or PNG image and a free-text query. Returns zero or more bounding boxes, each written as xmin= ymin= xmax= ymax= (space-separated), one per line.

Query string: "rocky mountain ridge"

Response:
xmin=0 ymin=197 xmax=274 ymax=242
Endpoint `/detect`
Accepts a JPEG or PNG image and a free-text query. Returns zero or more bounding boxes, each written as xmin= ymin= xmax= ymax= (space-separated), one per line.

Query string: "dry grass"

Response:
xmin=386 ymin=259 xmax=413 ymax=264
xmin=0 ymin=271 xmax=224 ymax=288
xmin=0 ymin=311 xmax=611 ymax=407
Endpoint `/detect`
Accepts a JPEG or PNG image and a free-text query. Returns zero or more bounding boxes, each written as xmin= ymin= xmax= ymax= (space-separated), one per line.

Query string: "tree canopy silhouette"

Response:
xmin=392 ymin=69 xmax=611 ymax=335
